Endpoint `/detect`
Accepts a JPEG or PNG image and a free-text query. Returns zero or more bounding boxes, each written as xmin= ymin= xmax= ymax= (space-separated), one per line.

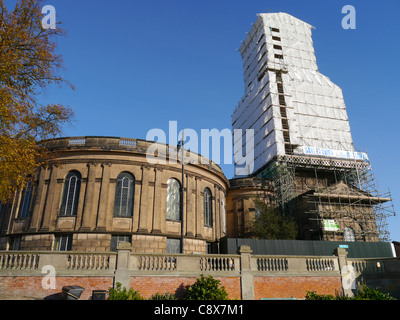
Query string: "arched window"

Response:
xmin=344 ymin=227 xmax=356 ymax=242
xmin=59 ymin=171 xmax=81 ymax=216
xmin=18 ymin=180 xmax=33 ymax=218
xmin=166 ymin=178 xmax=180 ymax=221
xmin=204 ymin=188 xmax=213 ymax=227
xmin=114 ymin=172 xmax=135 ymax=217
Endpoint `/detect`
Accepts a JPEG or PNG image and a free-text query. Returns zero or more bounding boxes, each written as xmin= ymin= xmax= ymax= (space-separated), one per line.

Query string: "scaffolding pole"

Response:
xmin=257 ymin=154 xmax=395 ymax=242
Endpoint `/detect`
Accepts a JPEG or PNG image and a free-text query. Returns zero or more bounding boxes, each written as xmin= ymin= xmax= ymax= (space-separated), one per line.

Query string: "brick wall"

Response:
xmin=1 ymin=248 xmax=398 ymax=300
xmin=254 ymin=276 xmax=342 ymax=299
xmin=0 ymin=275 xmax=242 ymax=300
xmin=130 ymin=276 xmax=241 ymax=299
xmin=0 ymin=275 xmax=241 ymax=300
xmin=0 ymin=274 xmax=341 ymax=300
xmin=0 ymin=276 xmax=114 ymax=300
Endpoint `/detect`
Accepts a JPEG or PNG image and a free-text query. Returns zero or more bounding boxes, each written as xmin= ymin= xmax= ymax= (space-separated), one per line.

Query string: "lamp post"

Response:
xmin=178 ymin=131 xmax=185 ymax=253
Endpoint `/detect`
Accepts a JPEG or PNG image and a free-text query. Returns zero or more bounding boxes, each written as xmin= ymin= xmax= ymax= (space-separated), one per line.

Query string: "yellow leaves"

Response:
xmin=0 ymin=0 xmax=74 ymax=203
xmin=0 ymin=135 xmax=38 ymax=203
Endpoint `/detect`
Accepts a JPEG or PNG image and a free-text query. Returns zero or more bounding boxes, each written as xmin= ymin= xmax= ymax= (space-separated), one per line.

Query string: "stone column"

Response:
xmin=96 ymin=163 xmax=111 ymax=231
xmin=232 ymin=198 xmax=239 ymax=236
xmin=195 ymin=177 xmax=203 ymax=238
xmin=239 ymin=245 xmax=255 ymax=300
xmin=114 ymin=242 xmax=132 ymax=290
xmin=138 ymin=165 xmax=151 ymax=233
xmin=213 ymin=185 xmax=219 ymax=241
xmin=186 ymin=175 xmax=195 ymax=237
xmin=152 ymin=167 xmax=163 ymax=234
xmin=337 ymin=248 xmax=355 ymax=297
xmin=80 ymin=162 xmax=98 ymax=231
xmin=40 ymin=165 xmax=59 ymax=231
xmin=182 ymin=173 xmax=187 ymax=239
xmin=159 ymin=179 xmax=167 ymax=234
xmin=29 ymin=166 xmax=47 ymax=232
xmin=221 ymin=192 xmax=226 ymax=236
xmin=242 ymin=196 xmax=251 ymax=236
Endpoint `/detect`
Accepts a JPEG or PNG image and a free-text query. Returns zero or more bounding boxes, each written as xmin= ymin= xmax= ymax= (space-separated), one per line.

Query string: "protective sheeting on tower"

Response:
xmin=232 ymin=12 xmax=355 ymax=175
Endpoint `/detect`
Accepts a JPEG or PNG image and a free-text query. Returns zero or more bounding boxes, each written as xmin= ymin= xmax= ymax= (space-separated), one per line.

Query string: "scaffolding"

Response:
xmin=256 ymin=154 xmax=396 ymax=242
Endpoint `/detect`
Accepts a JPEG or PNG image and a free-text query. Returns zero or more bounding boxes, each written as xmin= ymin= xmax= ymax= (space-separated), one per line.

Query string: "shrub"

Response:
xmin=184 ymin=275 xmax=229 ymax=300
xmin=354 ymin=285 xmax=396 ymax=300
xmin=149 ymin=292 xmax=176 ymax=300
xmin=306 ymin=286 xmax=396 ymax=300
xmin=108 ymin=282 xmax=144 ymax=300
xmin=305 ymin=291 xmax=337 ymax=300
xmin=251 ymin=200 xmax=297 ymax=240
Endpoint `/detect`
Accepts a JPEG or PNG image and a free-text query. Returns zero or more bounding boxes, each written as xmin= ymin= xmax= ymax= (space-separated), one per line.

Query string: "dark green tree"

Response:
xmin=251 ymin=200 xmax=297 ymax=240
xmin=184 ymin=275 xmax=229 ymax=300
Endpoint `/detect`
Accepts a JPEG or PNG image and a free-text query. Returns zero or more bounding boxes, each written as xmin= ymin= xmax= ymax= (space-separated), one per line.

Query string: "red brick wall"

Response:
xmin=0 ymin=275 xmax=241 ymax=300
xmin=0 ymin=276 xmax=114 ymax=300
xmin=0 ymin=275 xmax=342 ymax=300
xmin=254 ymin=276 xmax=342 ymax=300
xmin=130 ymin=276 xmax=241 ymax=300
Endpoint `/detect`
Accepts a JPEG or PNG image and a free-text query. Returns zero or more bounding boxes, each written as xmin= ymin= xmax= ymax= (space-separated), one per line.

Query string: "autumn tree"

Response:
xmin=251 ymin=200 xmax=298 ymax=240
xmin=0 ymin=0 xmax=74 ymax=203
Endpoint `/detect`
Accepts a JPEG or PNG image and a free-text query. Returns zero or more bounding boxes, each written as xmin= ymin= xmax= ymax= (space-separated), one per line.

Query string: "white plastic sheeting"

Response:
xmin=232 ymin=13 xmax=355 ymax=175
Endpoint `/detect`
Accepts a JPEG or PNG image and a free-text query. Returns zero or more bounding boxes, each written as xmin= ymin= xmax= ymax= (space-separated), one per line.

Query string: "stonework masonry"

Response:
xmin=0 ymin=244 xmax=399 ymax=300
xmin=0 ymin=135 xmax=389 ymax=254
xmin=254 ymin=276 xmax=341 ymax=299
xmin=0 ymin=137 xmax=229 ymax=254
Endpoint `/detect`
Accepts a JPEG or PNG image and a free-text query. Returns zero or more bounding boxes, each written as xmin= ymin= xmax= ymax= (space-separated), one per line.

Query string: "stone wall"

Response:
xmin=1 ymin=244 xmax=398 ymax=300
xmin=0 ymin=137 xmax=229 ymax=254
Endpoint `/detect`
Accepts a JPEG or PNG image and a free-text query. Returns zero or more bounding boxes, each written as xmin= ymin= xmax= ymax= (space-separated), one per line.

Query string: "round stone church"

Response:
xmin=0 ymin=136 xmax=377 ymax=254
xmin=0 ymin=136 xmax=234 ymax=254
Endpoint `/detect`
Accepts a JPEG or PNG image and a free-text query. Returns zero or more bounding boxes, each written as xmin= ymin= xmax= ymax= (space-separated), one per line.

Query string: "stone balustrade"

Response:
xmin=0 ymin=251 xmax=116 ymax=276
xmin=255 ymin=256 xmax=288 ymax=272
xmin=0 ymin=245 xmax=399 ymax=299
xmin=67 ymin=253 xmax=114 ymax=271
xmin=0 ymin=249 xmax=343 ymax=277
xmin=0 ymin=252 xmax=40 ymax=270
xmin=1 ymin=249 xmax=396 ymax=276
xmin=136 ymin=254 xmax=177 ymax=271
xmin=41 ymin=136 xmax=224 ymax=173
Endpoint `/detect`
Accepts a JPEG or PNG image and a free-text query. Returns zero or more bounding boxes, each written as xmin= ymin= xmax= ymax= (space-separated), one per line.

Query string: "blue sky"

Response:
xmin=6 ymin=0 xmax=399 ymax=241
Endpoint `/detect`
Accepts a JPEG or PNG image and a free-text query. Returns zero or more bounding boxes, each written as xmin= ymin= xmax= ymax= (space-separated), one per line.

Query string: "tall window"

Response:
xmin=114 ymin=172 xmax=135 ymax=217
xmin=110 ymin=235 xmax=132 ymax=252
xmin=166 ymin=178 xmax=180 ymax=221
xmin=166 ymin=238 xmax=181 ymax=253
xmin=10 ymin=236 xmax=22 ymax=251
xmin=344 ymin=227 xmax=356 ymax=242
xmin=54 ymin=235 xmax=72 ymax=251
xmin=204 ymin=188 xmax=212 ymax=227
xmin=59 ymin=171 xmax=81 ymax=216
xmin=18 ymin=181 xmax=33 ymax=218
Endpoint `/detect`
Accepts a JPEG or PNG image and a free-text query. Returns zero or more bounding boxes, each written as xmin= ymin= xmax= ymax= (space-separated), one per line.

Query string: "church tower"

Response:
xmin=231 ymin=12 xmax=394 ymax=242
xmin=232 ymin=12 xmax=360 ymax=175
